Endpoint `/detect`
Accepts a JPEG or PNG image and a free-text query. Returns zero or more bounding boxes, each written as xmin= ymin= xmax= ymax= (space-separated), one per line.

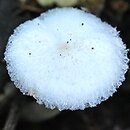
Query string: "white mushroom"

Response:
xmin=4 ymin=8 xmax=129 ymax=110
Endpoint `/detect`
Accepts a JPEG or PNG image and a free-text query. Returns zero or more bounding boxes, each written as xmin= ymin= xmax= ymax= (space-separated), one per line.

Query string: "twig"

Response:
xmin=0 ymin=83 xmax=17 ymax=116
xmin=20 ymin=4 xmax=43 ymax=13
xmin=2 ymin=102 xmax=19 ymax=130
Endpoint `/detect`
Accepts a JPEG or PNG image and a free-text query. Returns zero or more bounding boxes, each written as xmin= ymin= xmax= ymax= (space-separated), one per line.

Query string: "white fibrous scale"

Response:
xmin=4 ymin=8 xmax=129 ymax=110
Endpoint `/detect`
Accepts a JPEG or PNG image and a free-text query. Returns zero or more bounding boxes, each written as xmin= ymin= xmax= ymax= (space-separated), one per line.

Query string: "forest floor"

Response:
xmin=0 ymin=0 xmax=130 ymax=130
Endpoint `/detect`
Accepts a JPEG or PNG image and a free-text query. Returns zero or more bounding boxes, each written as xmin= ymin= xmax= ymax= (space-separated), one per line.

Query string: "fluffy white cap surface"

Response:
xmin=4 ymin=8 xmax=129 ymax=110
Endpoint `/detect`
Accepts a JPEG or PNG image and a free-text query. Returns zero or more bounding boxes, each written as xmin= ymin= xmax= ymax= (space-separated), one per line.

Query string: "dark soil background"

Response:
xmin=0 ymin=0 xmax=130 ymax=130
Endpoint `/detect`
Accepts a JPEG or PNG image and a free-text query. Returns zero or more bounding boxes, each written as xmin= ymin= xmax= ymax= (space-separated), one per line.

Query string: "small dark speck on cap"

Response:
xmin=81 ymin=23 xmax=84 ymax=26
xmin=91 ymin=47 xmax=94 ymax=50
xmin=29 ymin=53 xmax=31 ymax=55
xmin=60 ymin=54 xmax=62 ymax=56
xmin=67 ymin=41 xmax=69 ymax=43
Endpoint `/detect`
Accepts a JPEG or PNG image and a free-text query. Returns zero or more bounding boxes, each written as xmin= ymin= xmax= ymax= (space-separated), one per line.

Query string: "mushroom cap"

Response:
xmin=4 ymin=8 xmax=129 ymax=110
